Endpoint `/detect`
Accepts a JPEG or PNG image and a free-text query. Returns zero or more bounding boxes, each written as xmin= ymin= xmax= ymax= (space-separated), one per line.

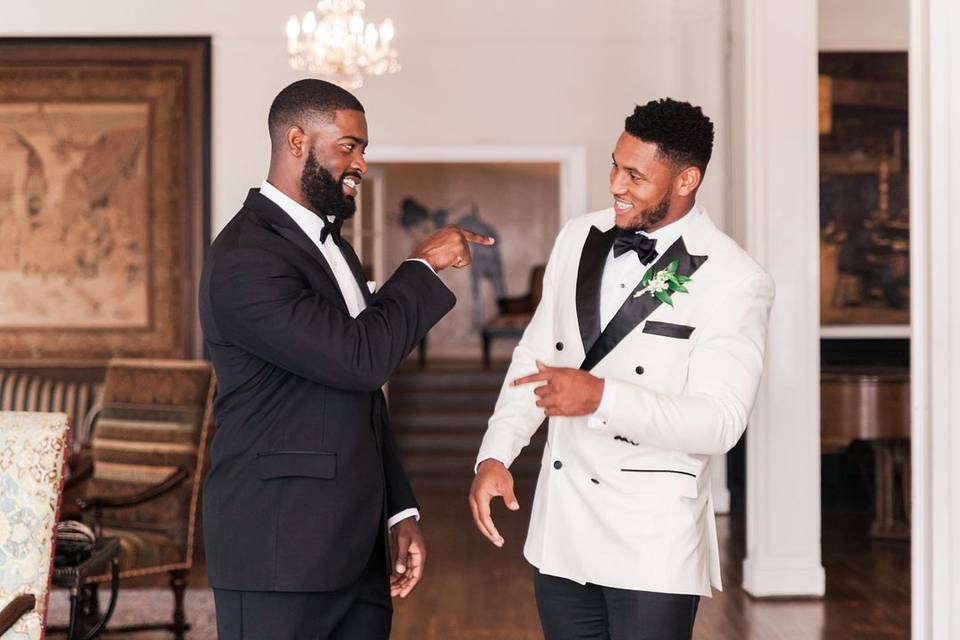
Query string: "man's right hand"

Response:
xmin=411 ymin=225 xmax=495 ymax=272
xmin=468 ymin=458 xmax=519 ymax=547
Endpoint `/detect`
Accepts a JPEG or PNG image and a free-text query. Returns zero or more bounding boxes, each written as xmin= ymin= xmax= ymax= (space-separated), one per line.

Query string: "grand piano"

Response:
xmin=821 ymin=341 xmax=910 ymax=540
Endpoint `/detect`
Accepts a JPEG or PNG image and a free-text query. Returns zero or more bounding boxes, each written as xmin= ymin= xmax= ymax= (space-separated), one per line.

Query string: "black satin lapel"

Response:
xmin=272 ymin=224 xmax=348 ymax=309
xmin=580 ymin=237 xmax=708 ymax=371
xmin=576 ymin=226 xmax=617 ymax=354
xmin=339 ymin=240 xmax=374 ymax=306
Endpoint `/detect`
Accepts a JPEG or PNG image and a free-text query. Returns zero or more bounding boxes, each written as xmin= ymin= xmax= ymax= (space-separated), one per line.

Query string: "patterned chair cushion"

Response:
xmin=0 ymin=372 xmax=102 ymax=445
xmin=0 ymin=411 xmax=71 ymax=640
xmin=84 ymin=359 xmax=214 ymax=579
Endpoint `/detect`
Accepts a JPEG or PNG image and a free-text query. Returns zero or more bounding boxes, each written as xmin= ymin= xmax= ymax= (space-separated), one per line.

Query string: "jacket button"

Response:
xmin=590 ymin=478 xmax=600 ymax=485
xmin=556 ymin=342 xmax=564 ymax=351
xmin=553 ymin=460 xmax=563 ymax=470
xmin=635 ymin=366 xmax=645 ymax=375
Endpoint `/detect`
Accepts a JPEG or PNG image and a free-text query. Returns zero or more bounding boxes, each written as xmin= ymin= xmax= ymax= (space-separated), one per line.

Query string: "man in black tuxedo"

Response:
xmin=199 ymin=79 xmax=491 ymax=639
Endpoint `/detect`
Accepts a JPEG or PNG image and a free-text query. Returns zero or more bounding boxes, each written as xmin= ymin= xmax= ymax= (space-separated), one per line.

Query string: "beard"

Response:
xmin=624 ymin=186 xmax=672 ymax=232
xmin=300 ymin=149 xmax=359 ymax=220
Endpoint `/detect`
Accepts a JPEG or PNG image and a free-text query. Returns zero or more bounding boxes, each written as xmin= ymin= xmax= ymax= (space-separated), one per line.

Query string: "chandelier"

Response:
xmin=286 ymin=0 xmax=400 ymax=90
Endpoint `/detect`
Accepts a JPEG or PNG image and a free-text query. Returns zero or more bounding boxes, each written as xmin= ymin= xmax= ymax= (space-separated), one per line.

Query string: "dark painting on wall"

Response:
xmin=0 ymin=38 xmax=210 ymax=366
xmin=819 ymin=52 xmax=909 ymax=327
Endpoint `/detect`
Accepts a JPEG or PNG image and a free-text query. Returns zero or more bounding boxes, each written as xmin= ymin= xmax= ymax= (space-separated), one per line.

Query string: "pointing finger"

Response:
xmin=512 ymin=372 xmax=550 ymax=387
xmin=460 ymin=228 xmax=496 ymax=245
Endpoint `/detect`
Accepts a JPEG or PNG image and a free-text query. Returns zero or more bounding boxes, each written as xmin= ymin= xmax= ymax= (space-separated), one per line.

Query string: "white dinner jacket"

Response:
xmin=476 ymin=207 xmax=775 ymax=597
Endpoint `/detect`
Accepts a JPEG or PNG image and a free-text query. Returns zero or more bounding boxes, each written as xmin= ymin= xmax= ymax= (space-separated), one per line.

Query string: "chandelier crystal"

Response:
xmin=286 ymin=0 xmax=400 ymax=90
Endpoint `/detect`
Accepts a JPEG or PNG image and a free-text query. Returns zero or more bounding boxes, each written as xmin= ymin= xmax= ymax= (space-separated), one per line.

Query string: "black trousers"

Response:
xmin=533 ymin=569 xmax=700 ymax=640
xmin=214 ymin=541 xmax=391 ymax=640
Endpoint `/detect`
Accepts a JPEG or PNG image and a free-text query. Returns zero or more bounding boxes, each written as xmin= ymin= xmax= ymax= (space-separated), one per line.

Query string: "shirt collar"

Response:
xmin=638 ymin=203 xmax=702 ymax=248
xmin=260 ymin=179 xmax=327 ymax=243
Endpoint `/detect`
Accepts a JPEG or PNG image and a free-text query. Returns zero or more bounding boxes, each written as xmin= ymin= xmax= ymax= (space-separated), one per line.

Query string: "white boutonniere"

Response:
xmin=633 ymin=259 xmax=691 ymax=307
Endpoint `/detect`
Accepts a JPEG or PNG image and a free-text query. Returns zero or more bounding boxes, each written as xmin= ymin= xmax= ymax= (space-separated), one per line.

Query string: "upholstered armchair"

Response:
xmin=0 ymin=411 xmax=72 ymax=640
xmin=480 ymin=265 xmax=546 ymax=369
xmin=70 ymin=359 xmax=214 ymax=640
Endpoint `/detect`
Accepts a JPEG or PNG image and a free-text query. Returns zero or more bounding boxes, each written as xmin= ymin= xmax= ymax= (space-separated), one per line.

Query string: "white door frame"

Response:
xmin=909 ymin=0 xmax=960 ymax=637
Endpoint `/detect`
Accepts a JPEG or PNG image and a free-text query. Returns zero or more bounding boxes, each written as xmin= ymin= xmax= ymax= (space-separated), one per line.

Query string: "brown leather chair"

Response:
xmin=71 ymin=359 xmax=215 ymax=640
xmin=480 ymin=265 xmax=546 ymax=369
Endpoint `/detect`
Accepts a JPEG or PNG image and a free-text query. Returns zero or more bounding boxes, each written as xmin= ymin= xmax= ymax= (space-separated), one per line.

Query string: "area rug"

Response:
xmin=46 ymin=587 xmax=217 ymax=639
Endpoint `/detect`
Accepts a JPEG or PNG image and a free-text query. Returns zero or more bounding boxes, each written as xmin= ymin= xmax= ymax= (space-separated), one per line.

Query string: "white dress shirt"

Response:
xmin=260 ymin=180 xmax=420 ymax=529
xmin=589 ymin=205 xmax=703 ymax=429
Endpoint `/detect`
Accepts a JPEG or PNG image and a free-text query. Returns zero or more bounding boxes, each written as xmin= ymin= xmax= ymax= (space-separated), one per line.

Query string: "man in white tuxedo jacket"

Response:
xmin=469 ymin=99 xmax=774 ymax=640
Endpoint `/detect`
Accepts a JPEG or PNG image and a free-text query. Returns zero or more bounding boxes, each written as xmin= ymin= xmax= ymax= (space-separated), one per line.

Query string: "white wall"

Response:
xmin=819 ymin=0 xmax=909 ymax=50
xmin=2 ymin=0 xmax=730 ymax=235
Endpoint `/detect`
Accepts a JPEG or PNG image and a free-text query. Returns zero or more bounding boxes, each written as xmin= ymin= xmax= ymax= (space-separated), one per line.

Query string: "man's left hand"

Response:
xmin=512 ymin=361 xmax=604 ymax=417
xmin=389 ymin=517 xmax=426 ymax=598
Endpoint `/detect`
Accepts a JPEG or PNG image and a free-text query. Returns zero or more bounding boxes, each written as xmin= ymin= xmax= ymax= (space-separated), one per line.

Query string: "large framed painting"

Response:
xmin=819 ymin=52 xmax=909 ymax=331
xmin=0 ymin=38 xmax=210 ymax=367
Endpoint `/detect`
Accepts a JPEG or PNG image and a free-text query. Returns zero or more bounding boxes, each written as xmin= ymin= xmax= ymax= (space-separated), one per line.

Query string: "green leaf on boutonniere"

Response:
xmin=634 ymin=263 xmax=694 ymax=304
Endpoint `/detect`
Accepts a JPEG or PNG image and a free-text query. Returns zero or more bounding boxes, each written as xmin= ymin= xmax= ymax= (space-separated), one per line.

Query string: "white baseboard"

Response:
xmin=741 ymin=557 xmax=826 ymax=597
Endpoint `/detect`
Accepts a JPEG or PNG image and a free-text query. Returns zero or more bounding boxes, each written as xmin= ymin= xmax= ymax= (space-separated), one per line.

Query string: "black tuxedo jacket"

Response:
xmin=199 ymin=189 xmax=455 ymax=592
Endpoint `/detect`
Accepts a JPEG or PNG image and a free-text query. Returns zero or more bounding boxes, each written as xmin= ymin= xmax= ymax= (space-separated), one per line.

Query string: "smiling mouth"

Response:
xmin=614 ymin=199 xmax=633 ymax=212
xmin=342 ymin=175 xmax=361 ymax=197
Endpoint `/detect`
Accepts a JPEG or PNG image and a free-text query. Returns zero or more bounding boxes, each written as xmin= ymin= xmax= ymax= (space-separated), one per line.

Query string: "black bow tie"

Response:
xmin=320 ymin=216 xmax=344 ymax=246
xmin=612 ymin=229 xmax=658 ymax=263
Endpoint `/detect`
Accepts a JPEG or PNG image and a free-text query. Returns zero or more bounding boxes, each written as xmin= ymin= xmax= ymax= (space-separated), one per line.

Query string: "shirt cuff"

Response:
xmin=388 ymin=508 xmax=420 ymax=530
xmin=586 ymin=378 xmax=615 ymax=431
xmin=404 ymin=258 xmax=437 ymax=275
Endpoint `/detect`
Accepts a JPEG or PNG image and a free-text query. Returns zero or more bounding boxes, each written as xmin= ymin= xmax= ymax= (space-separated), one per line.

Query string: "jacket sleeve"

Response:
xmin=381 ymin=395 xmax=418 ymax=517
xmin=208 ymin=250 xmax=455 ymax=392
xmin=475 ymin=222 xmax=572 ymax=469
xmin=601 ymin=270 xmax=775 ymax=455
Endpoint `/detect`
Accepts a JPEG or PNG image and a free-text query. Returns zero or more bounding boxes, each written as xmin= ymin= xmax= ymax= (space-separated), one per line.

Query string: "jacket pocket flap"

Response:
xmin=642 ymin=321 xmax=695 ymax=339
xmin=257 ymin=451 xmax=337 ymax=480
xmin=617 ymin=469 xmax=698 ymax=498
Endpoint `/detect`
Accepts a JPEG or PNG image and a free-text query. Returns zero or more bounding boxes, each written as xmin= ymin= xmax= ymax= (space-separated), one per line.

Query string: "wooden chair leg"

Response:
xmin=170 ymin=569 xmax=189 ymax=640
xmin=77 ymin=583 xmax=100 ymax=638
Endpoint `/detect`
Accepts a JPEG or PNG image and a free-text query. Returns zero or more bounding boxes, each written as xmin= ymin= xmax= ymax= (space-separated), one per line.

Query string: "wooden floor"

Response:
xmin=391 ymin=483 xmax=910 ymax=640
xmin=110 ymin=483 xmax=908 ymax=638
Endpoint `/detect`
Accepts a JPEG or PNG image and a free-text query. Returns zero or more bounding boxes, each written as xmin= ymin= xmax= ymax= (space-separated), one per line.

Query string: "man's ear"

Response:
xmin=285 ymin=125 xmax=306 ymax=158
xmin=676 ymin=165 xmax=702 ymax=197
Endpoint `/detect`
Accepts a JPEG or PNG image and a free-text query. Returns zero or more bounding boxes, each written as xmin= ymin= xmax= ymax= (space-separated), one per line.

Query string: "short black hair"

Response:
xmin=268 ymin=79 xmax=365 ymax=147
xmin=624 ymin=98 xmax=714 ymax=174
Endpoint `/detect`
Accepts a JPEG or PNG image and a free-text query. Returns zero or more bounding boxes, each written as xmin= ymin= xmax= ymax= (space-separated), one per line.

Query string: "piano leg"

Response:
xmin=869 ymin=438 xmax=911 ymax=540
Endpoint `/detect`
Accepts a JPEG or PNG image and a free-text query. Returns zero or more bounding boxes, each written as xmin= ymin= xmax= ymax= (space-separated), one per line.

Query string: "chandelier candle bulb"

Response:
xmin=302 ymin=11 xmax=317 ymax=33
xmin=286 ymin=0 xmax=400 ymax=90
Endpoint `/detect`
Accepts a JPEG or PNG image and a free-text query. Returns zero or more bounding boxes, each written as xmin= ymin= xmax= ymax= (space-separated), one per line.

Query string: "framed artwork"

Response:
xmin=819 ymin=52 xmax=909 ymax=330
xmin=0 ymin=38 xmax=210 ymax=367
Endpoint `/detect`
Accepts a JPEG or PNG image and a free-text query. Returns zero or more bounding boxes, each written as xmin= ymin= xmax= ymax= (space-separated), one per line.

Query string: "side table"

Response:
xmin=49 ymin=537 xmax=121 ymax=640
